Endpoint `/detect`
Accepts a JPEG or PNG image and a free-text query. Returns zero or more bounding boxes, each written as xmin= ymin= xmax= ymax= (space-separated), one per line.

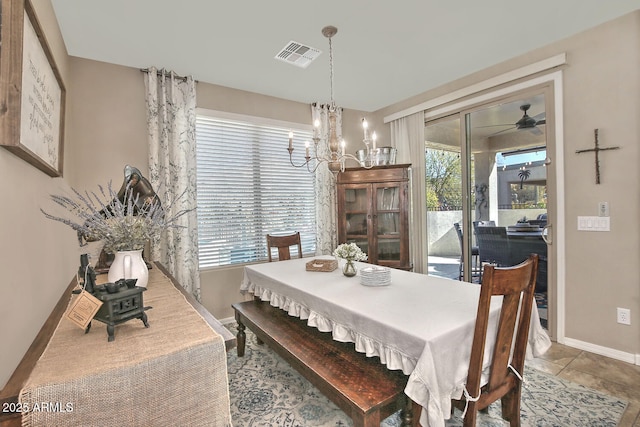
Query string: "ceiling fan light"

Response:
xmin=516 ymin=115 xmax=537 ymax=129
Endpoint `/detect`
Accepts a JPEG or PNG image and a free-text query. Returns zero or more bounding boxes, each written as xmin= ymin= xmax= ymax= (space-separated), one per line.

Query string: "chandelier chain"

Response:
xmin=329 ymin=36 xmax=335 ymax=109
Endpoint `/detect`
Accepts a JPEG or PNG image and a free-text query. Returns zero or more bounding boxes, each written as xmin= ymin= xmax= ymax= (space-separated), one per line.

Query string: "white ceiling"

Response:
xmin=50 ymin=0 xmax=640 ymax=112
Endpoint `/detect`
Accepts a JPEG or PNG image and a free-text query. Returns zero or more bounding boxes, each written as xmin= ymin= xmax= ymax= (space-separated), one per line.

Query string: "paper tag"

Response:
xmin=65 ymin=290 xmax=103 ymax=329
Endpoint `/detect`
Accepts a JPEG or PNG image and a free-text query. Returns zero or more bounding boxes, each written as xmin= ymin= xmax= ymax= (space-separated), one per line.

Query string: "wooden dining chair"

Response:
xmin=452 ymin=254 xmax=539 ymax=427
xmin=266 ymin=232 xmax=303 ymax=262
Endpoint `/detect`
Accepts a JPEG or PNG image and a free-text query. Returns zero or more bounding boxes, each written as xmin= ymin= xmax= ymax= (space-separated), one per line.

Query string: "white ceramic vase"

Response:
xmin=107 ymin=249 xmax=149 ymax=288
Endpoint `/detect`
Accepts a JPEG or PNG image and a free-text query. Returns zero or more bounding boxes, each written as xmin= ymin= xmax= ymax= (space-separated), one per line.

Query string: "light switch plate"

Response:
xmin=599 ymin=202 xmax=609 ymax=217
xmin=578 ymin=216 xmax=610 ymax=231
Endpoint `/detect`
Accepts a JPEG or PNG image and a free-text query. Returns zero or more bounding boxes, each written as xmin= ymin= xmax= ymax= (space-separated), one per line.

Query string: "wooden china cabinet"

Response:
xmin=336 ymin=164 xmax=411 ymax=270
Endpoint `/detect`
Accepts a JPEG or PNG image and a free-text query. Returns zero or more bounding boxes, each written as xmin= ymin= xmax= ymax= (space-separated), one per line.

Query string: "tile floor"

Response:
xmin=527 ymin=342 xmax=640 ymax=426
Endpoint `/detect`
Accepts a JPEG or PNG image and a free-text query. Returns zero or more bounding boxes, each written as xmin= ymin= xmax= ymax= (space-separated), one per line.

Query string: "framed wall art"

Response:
xmin=0 ymin=0 xmax=66 ymax=177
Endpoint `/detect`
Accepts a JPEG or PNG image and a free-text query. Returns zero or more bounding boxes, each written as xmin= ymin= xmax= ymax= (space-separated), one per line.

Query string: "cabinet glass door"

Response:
xmin=344 ymin=187 xmax=370 ymax=254
xmin=375 ymin=184 xmax=401 ymax=262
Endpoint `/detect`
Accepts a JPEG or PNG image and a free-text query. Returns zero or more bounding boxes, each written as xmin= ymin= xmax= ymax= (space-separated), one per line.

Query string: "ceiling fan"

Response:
xmin=482 ymin=104 xmax=546 ymax=136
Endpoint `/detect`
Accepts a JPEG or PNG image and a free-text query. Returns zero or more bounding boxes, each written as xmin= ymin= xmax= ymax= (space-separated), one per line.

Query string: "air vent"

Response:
xmin=275 ymin=41 xmax=321 ymax=69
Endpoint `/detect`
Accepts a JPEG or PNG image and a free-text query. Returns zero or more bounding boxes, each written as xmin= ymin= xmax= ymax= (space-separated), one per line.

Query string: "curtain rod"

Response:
xmin=140 ymin=68 xmax=196 ymax=83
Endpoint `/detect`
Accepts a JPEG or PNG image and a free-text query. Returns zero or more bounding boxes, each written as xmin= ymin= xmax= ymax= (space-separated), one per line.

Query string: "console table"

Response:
xmin=2 ymin=264 xmax=234 ymax=427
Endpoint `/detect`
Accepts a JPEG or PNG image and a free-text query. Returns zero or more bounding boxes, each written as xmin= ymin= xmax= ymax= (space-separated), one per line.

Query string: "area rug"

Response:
xmin=226 ymin=326 xmax=627 ymax=427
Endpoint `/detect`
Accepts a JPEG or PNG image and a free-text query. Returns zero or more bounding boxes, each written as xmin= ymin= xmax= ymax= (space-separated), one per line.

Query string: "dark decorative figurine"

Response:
xmin=92 ymin=165 xmax=160 ymax=272
xmin=80 ymin=165 xmax=162 ymax=247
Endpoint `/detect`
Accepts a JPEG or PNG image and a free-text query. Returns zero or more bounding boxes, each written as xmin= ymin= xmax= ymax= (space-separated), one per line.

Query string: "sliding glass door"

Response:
xmin=424 ymin=115 xmax=465 ymax=280
xmin=426 ymin=90 xmax=550 ymax=291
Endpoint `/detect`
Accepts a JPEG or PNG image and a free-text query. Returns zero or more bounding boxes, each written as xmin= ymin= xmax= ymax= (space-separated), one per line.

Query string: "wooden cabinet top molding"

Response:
xmin=337 ymin=164 xmax=411 ymax=184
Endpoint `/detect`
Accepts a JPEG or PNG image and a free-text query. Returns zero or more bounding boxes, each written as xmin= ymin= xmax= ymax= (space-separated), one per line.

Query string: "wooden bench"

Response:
xmin=232 ymin=299 xmax=420 ymax=427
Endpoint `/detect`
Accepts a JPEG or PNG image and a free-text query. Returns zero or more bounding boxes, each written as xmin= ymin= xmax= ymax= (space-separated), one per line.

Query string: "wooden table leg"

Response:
xmin=401 ymin=395 xmax=421 ymax=427
xmin=251 ymin=297 xmax=264 ymax=345
xmin=235 ymin=311 xmax=246 ymax=357
xmin=358 ymin=410 xmax=381 ymax=427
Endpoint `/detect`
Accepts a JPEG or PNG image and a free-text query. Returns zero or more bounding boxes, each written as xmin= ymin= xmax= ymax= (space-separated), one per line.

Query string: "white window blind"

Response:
xmin=196 ymin=112 xmax=316 ymax=268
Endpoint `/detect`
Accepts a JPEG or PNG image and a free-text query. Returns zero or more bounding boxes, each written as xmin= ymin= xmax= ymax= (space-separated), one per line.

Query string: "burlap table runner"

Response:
xmin=20 ymin=266 xmax=232 ymax=426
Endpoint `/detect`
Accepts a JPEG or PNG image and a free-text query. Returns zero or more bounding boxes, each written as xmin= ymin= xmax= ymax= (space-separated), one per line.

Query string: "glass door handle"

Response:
xmin=542 ymin=224 xmax=552 ymax=245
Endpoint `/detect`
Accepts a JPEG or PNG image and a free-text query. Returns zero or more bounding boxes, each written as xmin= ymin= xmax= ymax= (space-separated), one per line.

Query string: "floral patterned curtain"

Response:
xmin=144 ymin=67 xmax=201 ymax=300
xmin=311 ymin=103 xmax=340 ymax=255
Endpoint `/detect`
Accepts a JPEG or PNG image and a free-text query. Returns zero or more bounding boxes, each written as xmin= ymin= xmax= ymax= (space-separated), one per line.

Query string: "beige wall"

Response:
xmin=64 ymin=58 xmax=148 ymax=188
xmin=375 ymin=12 xmax=640 ymax=356
xmin=65 ymin=62 xmax=369 ymax=322
xmin=0 ymin=1 xmax=77 ymax=389
xmin=3 ymin=2 xmax=639 ymax=390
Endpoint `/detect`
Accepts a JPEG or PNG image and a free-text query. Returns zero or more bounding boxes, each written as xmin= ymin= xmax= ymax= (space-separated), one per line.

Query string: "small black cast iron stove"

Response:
xmin=85 ymin=279 xmax=150 ymax=342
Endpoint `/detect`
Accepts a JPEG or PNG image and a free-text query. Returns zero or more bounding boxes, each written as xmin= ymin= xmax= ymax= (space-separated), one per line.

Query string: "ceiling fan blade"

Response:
xmin=535 ymin=119 xmax=546 ymax=125
xmin=489 ymin=126 xmax=516 ymax=136
xmin=529 ymin=127 xmax=543 ymax=136
xmin=476 ymin=123 xmax=514 ymax=128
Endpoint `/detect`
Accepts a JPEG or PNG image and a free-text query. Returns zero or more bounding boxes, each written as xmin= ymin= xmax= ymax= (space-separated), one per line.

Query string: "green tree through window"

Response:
xmin=425 ymin=149 xmax=463 ymax=210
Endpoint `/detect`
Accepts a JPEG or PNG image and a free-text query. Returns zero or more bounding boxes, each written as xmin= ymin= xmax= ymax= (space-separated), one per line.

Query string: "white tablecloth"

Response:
xmin=241 ymin=257 xmax=551 ymax=427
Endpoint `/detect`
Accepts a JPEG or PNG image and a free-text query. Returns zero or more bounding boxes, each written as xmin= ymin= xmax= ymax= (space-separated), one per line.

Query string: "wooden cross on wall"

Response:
xmin=575 ymin=129 xmax=620 ymax=184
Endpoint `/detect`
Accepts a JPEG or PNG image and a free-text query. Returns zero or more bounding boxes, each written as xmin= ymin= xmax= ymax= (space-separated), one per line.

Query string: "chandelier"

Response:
xmin=288 ymin=26 xmax=378 ymax=174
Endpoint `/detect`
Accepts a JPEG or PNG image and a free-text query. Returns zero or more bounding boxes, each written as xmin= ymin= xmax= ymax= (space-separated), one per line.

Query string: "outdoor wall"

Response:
xmin=375 ymin=11 xmax=640 ymax=359
xmin=497 ymin=163 xmax=546 ymax=208
xmin=427 ymin=209 xmax=546 ymax=258
xmin=427 ymin=211 xmax=462 ymax=257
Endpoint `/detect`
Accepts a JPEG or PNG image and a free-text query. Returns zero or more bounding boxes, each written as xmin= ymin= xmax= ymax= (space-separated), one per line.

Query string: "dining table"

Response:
xmin=506 ymin=230 xmax=544 ymax=237
xmin=240 ymin=257 xmax=551 ymax=427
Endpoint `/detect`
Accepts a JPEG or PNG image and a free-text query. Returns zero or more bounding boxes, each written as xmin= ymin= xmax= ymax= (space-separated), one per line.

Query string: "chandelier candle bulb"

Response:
xmin=288 ymin=131 xmax=293 ymax=150
xmin=305 ymin=141 xmax=310 ymax=158
xmin=372 ymin=132 xmax=377 ymax=150
xmin=341 ymin=139 xmax=345 ymax=155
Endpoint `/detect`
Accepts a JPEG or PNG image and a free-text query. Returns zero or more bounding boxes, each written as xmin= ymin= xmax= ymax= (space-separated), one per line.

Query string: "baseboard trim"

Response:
xmin=563 ymin=337 xmax=639 ymax=365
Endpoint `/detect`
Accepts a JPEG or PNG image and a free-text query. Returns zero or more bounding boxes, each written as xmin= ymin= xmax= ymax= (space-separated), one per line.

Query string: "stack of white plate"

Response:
xmin=359 ymin=266 xmax=391 ymax=287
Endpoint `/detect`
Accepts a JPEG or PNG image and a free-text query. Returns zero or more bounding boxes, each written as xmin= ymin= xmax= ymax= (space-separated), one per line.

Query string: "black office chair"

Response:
xmin=472 ymin=220 xmax=496 ymax=234
xmin=454 ymin=223 xmax=482 ymax=282
xmin=475 ymin=226 xmax=511 ymax=269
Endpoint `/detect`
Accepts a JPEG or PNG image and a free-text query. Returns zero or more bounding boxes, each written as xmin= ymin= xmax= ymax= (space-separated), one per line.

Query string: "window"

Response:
xmin=196 ymin=110 xmax=316 ymax=268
